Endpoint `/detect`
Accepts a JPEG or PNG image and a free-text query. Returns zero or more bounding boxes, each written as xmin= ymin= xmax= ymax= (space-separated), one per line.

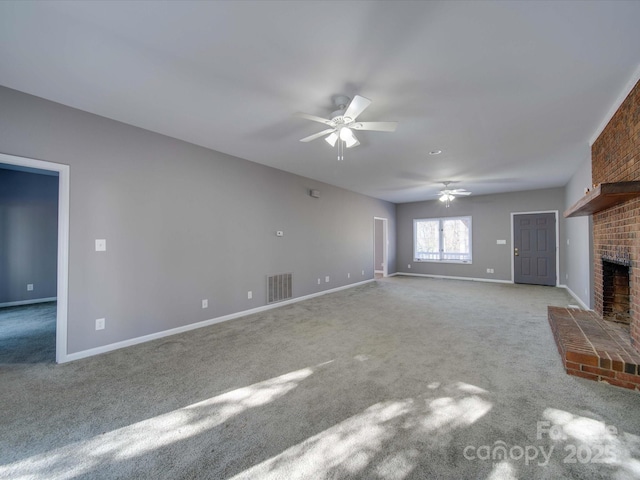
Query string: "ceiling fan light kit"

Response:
xmin=297 ymin=94 xmax=397 ymax=161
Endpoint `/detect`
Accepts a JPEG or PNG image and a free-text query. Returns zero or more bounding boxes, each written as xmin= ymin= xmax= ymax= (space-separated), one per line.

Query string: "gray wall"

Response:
xmin=0 ymin=168 xmax=59 ymax=304
xmin=396 ymin=188 xmax=566 ymax=283
xmin=563 ymin=154 xmax=593 ymax=307
xmin=0 ymin=86 xmax=396 ymax=355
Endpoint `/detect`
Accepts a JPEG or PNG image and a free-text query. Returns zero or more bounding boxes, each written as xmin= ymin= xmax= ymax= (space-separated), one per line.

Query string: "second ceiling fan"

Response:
xmin=296 ymin=95 xmax=397 ymax=160
xmin=437 ymin=182 xmax=471 ymax=207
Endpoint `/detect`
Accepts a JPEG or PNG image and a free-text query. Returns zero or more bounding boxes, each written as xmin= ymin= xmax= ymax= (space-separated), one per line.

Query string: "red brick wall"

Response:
xmin=592 ymin=80 xmax=640 ymax=349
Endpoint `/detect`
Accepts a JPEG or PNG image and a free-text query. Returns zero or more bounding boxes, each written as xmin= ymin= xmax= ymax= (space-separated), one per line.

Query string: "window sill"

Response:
xmin=414 ymin=260 xmax=472 ymax=265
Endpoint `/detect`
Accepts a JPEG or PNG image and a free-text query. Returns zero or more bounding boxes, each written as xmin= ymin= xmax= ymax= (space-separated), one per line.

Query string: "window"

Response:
xmin=414 ymin=216 xmax=472 ymax=263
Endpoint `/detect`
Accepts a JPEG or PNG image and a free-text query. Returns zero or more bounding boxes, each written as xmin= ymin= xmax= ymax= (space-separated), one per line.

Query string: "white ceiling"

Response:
xmin=1 ymin=1 xmax=639 ymax=203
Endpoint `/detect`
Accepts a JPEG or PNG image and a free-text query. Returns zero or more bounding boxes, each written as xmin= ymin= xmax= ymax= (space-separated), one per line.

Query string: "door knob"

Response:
xmin=514 ymin=248 xmax=519 ymax=256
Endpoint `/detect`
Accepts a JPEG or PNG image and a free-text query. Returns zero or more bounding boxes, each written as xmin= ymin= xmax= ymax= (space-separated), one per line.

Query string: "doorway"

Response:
xmin=0 ymin=153 xmax=69 ymax=363
xmin=374 ymin=217 xmax=388 ymax=278
xmin=512 ymin=211 xmax=558 ymax=286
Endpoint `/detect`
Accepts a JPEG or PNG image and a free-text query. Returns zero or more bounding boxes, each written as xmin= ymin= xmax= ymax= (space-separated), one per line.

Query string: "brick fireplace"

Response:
xmin=547 ymin=79 xmax=640 ymax=391
xmin=592 ymin=79 xmax=640 ymax=350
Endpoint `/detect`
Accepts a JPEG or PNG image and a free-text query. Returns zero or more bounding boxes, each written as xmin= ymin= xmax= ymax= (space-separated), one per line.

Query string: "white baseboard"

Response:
xmin=62 ymin=279 xmax=375 ymax=363
xmin=396 ymin=272 xmax=513 ymax=284
xmin=0 ymin=297 xmax=57 ymax=308
xmin=558 ymin=284 xmax=591 ymax=310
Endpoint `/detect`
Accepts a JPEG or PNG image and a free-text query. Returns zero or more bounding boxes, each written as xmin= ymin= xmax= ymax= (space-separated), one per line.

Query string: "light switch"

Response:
xmin=95 ymin=239 xmax=106 ymax=251
xmin=496 ymin=239 xmax=506 ymax=245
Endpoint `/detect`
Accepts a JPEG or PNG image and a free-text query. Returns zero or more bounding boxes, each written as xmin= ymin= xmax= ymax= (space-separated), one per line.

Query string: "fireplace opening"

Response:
xmin=602 ymin=259 xmax=631 ymax=325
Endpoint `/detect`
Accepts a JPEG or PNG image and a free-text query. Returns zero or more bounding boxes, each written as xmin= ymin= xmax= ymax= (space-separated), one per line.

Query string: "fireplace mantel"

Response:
xmin=564 ymin=181 xmax=640 ymax=218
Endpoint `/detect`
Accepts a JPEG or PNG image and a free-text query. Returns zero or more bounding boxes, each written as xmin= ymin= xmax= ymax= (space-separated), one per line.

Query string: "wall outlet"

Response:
xmin=362 ymin=270 xmax=365 ymax=276
xmin=27 ymin=284 xmax=34 ymax=291
xmin=317 ymin=278 xmax=321 ymax=285
xmin=202 ymin=299 xmax=208 ymax=309
xmin=567 ymin=239 xmax=570 ymax=246
xmin=247 ymin=291 xmax=252 ymax=299
xmin=325 ymin=276 xmax=330 ymax=283
xmin=95 ymin=239 xmax=106 ymax=251
xmin=347 ymin=273 xmax=350 ymax=279
xmin=95 ymin=318 xmax=105 ymax=330
xmin=408 ymin=264 xmax=411 ymax=269
xmin=486 ymin=268 xmax=494 ymax=274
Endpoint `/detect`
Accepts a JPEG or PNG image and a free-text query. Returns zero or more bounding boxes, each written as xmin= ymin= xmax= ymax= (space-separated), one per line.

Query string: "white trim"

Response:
xmin=374 ymin=217 xmax=388 ymax=277
xmin=63 ymin=279 xmax=375 ymax=363
xmin=558 ymin=284 xmax=591 ymax=311
xmin=590 ymin=63 xmax=640 ymax=146
xmin=396 ymin=272 xmax=512 ymax=284
xmin=0 ymin=152 xmax=70 ymax=363
xmin=510 ymin=210 xmax=560 ymax=286
xmin=0 ymin=297 xmax=57 ymax=308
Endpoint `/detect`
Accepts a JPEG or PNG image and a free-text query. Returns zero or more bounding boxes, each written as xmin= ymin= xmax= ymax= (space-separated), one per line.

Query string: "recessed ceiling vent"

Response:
xmin=267 ymin=273 xmax=293 ymax=304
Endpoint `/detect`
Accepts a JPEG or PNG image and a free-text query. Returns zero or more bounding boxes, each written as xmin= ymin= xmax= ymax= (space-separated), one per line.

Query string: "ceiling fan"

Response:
xmin=437 ymin=182 xmax=471 ymax=207
xmin=296 ymin=95 xmax=397 ymax=160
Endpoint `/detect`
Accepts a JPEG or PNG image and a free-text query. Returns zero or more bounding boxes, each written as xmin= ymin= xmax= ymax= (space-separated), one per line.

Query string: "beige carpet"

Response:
xmin=1 ymin=277 xmax=639 ymax=479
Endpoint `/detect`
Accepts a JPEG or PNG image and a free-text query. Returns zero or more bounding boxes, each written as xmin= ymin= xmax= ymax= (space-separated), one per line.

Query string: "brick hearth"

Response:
xmin=548 ymin=306 xmax=640 ymax=391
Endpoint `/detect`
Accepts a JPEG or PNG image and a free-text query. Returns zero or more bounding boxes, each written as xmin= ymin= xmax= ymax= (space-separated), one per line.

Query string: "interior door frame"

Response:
xmin=374 ymin=217 xmax=388 ymax=277
xmin=0 ymin=152 xmax=70 ymax=363
xmin=510 ymin=210 xmax=559 ymax=286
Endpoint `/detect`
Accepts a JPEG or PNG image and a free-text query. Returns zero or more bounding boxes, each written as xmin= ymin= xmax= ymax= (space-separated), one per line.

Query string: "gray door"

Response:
xmin=513 ymin=213 xmax=556 ymax=286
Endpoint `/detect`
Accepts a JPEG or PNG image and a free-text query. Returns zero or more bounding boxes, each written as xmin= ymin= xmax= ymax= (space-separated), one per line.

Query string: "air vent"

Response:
xmin=267 ymin=273 xmax=292 ymax=304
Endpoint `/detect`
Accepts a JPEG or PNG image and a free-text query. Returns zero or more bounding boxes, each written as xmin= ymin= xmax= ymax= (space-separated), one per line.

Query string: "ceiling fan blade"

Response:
xmin=343 ymin=95 xmax=371 ymax=121
xmin=300 ymin=128 xmax=336 ymax=142
xmin=450 ymin=190 xmax=471 ymax=195
xmin=295 ymin=112 xmax=335 ymax=126
xmin=352 ymin=121 xmax=397 ymax=132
